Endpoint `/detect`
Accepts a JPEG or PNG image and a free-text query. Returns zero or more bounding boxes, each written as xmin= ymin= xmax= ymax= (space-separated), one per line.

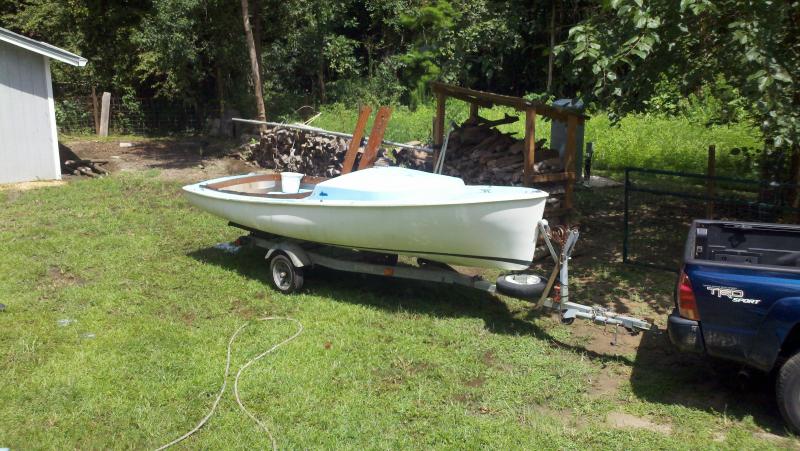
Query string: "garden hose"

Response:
xmin=156 ymin=316 xmax=303 ymax=450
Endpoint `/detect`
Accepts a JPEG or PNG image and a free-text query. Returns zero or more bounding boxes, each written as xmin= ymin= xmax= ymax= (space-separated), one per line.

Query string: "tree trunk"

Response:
xmin=252 ymin=0 xmax=262 ymax=77
xmin=317 ymin=61 xmax=326 ymax=104
xmin=546 ymin=3 xmax=556 ymax=93
xmin=240 ymin=0 xmax=267 ymax=125
xmin=216 ymin=64 xmax=225 ymax=121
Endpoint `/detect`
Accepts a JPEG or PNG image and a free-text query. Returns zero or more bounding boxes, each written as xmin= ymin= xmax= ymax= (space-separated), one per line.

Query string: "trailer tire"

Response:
xmin=269 ymin=252 xmax=304 ymax=294
xmin=496 ymin=273 xmax=547 ymax=300
xmin=777 ymin=350 xmax=800 ymax=434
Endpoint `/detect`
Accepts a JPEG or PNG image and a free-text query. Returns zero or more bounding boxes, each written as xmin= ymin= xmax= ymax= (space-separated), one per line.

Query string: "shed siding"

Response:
xmin=0 ymin=40 xmax=60 ymax=183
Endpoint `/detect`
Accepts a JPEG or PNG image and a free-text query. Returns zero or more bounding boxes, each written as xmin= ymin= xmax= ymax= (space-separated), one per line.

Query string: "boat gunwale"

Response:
xmin=183 ymin=176 xmax=549 ymax=208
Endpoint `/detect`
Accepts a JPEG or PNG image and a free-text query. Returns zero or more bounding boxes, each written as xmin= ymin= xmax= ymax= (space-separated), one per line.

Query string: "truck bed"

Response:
xmin=690 ymin=221 xmax=800 ymax=268
xmin=671 ymin=220 xmax=800 ymax=371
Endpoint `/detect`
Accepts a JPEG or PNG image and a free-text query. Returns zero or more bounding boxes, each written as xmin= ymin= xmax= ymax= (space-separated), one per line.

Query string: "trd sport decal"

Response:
xmin=704 ymin=285 xmax=762 ymax=305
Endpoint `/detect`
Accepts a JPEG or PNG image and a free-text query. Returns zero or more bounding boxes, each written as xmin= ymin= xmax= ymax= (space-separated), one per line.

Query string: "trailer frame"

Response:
xmin=229 ymin=220 xmax=651 ymax=333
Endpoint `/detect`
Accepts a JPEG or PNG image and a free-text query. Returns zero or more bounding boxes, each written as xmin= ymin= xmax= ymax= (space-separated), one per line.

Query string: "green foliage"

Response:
xmin=397 ymin=0 xmax=459 ymax=107
xmin=559 ymin=0 xmax=799 ymax=176
xmin=55 ymin=98 xmax=94 ymax=135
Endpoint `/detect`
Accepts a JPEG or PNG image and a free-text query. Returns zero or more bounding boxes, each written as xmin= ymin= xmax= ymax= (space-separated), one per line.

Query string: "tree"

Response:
xmin=558 ymin=0 xmax=799 ymax=179
xmin=241 ymin=0 xmax=267 ymax=123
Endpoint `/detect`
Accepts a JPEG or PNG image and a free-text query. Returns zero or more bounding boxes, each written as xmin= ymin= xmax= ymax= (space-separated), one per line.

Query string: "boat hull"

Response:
xmin=183 ymin=188 xmax=546 ymax=270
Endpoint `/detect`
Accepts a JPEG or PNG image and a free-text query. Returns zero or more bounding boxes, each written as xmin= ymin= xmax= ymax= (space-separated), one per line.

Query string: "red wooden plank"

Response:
xmin=358 ymin=106 xmax=393 ymax=170
xmin=341 ymin=105 xmax=373 ymax=174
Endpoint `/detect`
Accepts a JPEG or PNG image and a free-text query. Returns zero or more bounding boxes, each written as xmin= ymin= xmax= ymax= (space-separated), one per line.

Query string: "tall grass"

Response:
xmin=307 ymin=102 xmax=762 ymax=177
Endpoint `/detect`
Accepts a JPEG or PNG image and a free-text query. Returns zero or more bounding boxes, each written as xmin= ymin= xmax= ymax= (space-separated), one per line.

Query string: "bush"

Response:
xmin=55 ymin=98 xmax=94 ymax=135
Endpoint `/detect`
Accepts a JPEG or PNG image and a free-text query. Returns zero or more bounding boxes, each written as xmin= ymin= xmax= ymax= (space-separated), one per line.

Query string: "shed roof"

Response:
xmin=0 ymin=27 xmax=87 ymax=66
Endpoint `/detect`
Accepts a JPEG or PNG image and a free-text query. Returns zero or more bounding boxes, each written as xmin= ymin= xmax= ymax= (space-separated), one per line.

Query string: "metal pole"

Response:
xmin=434 ymin=123 xmax=454 ymax=174
xmin=623 ymin=168 xmax=630 ymax=264
xmin=232 ymin=118 xmax=433 ymax=154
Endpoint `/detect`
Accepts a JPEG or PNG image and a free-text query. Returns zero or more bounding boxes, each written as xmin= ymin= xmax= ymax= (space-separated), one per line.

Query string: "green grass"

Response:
xmin=0 ymin=174 xmax=793 ymax=449
xmin=310 ymin=102 xmax=762 ymax=177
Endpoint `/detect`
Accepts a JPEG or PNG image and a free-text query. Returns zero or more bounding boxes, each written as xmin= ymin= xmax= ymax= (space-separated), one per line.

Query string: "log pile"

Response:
xmin=236 ymin=126 xmax=433 ymax=176
xmin=439 ymin=116 xmax=561 ymax=185
xmin=58 ymin=143 xmax=109 ymax=177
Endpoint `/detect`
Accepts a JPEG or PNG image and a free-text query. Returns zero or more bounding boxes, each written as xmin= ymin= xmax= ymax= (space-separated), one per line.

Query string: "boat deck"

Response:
xmin=202 ymin=173 xmax=326 ymax=199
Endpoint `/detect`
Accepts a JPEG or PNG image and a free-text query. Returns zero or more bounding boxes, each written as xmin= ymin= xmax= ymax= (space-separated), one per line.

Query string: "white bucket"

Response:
xmin=280 ymin=172 xmax=304 ymax=193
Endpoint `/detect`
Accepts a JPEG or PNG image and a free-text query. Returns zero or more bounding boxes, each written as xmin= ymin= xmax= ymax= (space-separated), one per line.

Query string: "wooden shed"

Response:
xmin=0 ymin=27 xmax=86 ymax=184
xmin=431 ymin=82 xmax=587 ymax=218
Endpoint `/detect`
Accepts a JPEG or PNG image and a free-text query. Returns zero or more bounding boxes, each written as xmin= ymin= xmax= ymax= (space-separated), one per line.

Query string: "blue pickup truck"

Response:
xmin=668 ymin=219 xmax=800 ymax=432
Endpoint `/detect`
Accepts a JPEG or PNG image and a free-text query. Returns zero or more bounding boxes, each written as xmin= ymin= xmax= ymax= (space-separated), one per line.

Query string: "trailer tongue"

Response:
xmin=231 ymin=219 xmax=652 ymax=334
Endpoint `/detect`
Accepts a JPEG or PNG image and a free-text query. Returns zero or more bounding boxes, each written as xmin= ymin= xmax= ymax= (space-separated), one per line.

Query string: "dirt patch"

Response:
xmin=0 ymin=180 xmax=66 ymax=191
xmin=588 ymin=365 xmax=623 ymax=398
xmin=63 ymin=137 xmax=257 ymax=183
xmin=46 ymin=266 xmax=84 ymax=288
xmin=464 ymin=376 xmax=485 ymax=388
xmin=229 ymin=298 xmax=258 ymax=320
xmin=606 ymin=411 xmax=672 ymax=434
xmin=180 ymin=310 xmax=197 ymax=326
xmin=564 ymin=318 xmax=645 ymax=357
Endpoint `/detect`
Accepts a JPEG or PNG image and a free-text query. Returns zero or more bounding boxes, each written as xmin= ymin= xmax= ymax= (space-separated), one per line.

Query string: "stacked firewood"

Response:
xmin=58 ymin=143 xmax=108 ymax=177
xmin=236 ymin=126 xmax=350 ymax=177
xmin=440 ymin=116 xmax=561 ymax=185
xmin=236 ymin=126 xmax=433 ymax=177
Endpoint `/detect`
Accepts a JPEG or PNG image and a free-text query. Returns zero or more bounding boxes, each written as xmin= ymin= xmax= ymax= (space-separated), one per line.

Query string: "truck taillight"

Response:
xmin=677 ymin=270 xmax=700 ymax=321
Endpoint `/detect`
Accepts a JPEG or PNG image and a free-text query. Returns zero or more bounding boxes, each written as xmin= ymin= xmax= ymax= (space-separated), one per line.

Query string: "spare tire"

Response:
xmin=496 ymin=273 xmax=547 ymax=301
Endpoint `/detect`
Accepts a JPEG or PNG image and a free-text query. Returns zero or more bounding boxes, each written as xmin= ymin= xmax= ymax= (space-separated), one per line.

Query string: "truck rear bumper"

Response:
xmin=668 ymin=309 xmax=705 ymax=353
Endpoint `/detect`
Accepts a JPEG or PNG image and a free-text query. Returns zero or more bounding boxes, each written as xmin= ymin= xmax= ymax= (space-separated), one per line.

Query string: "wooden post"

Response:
xmin=341 ymin=105 xmax=372 ymax=174
xmin=564 ymin=115 xmax=578 ymax=211
xmin=91 ymin=87 xmax=100 ymax=135
xmin=358 ymin=106 xmax=393 ymax=170
xmin=432 ymin=92 xmax=446 ymax=165
xmin=99 ymin=92 xmax=111 ymax=137
xmin=469 ymin=102 xmax=479 ymax=122
xmin=706 ymin=145 xmax=716 ymax=219
xmin=433 ymin=91 xmax=446 ymax=155
xmin=523 ymin=109 xmax=536 ymax=186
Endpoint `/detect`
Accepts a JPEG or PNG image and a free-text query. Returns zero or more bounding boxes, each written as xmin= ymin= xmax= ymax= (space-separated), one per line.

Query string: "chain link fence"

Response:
xmin=55 ymin=94 xmax=201 ymax=135
xmin=623 ymin=167 xmax=800 ymax=271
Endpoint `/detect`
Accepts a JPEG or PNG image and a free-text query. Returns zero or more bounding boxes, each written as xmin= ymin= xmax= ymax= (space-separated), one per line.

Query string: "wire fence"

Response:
xmin=55 ymin=95 xmax=201 ymax=136
xmin=623 ymin=167 xmax=800 ymax=271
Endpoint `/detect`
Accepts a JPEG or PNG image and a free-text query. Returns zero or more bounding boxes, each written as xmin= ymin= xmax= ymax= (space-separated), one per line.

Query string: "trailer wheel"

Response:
xmin=269 ymin=252 xmax=304 ymax=294
xmin=496 ymin=273 xmax=547 ymax=300
xmin=778 ymin=351 xmax=800 ymax=434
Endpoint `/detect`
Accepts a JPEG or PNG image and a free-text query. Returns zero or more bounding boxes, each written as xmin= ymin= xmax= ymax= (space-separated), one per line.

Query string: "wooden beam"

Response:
xmin=523 ymin=109 xmax=536 ymax=185
xmin=99 ymin=92 xmax=111 ymax=137
xmin=434 ymin=92 xmax=446 ymax=147
xmin=91 ymin=86 xmax=100 ymax=135
xmin=430 ymin=81 xmax=588 ymax=122
xmin=358 ymin=106 xmax=392 ymax=170
xmin=341 ymin=105 xmax=372 ymax=174
xmin=468 ymin=102 xmax=479 ymax=122
xmin=529 ymin=172 xmax=576 ymax=183
xmin=564 ymin=115 xmax=578 ymax=211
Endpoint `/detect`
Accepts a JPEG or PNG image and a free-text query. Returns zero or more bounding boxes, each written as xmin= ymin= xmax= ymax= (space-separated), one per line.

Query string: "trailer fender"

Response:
xmin=264 ymin=243 xmax=311 ymax=268
xmin=747 ymin=296 xmax=800 ymax=371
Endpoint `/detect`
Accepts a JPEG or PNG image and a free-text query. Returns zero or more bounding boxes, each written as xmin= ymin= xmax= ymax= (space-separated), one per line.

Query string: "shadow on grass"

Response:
xmin=630 ymin=330 xmax=789 ymax=436
xmin=188 ymin=244 xmax=788 ymax=435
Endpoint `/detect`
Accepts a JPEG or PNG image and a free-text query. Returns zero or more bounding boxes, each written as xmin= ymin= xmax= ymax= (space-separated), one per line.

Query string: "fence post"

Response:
xmin=99 ymin=92 xmax=111 ymax=137
xmin=706 ymin=145 xmax=716 ymax=219
xmin=91 ymin=87 xmax=100 ymax=134
xmin=623 ymin=168 xmax=630 ymax=264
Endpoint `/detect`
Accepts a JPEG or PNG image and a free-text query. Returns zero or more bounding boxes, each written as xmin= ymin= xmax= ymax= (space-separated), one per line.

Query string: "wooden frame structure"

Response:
xmin=431 ymin=82 xmax=587 ymax=216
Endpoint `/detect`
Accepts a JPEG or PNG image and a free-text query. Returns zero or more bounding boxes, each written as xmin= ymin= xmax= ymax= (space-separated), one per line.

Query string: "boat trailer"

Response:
xmin=230 ymin=220 xmax=652 ymax=334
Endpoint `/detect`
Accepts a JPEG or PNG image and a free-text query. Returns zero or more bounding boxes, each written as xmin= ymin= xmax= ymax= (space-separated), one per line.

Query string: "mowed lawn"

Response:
xmin=0 ymin=173 xmax=793 ymax=449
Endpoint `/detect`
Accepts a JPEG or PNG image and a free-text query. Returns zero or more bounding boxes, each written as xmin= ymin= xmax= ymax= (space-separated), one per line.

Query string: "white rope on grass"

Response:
xmin=156 ymin=316 xmax=304 ymax=451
